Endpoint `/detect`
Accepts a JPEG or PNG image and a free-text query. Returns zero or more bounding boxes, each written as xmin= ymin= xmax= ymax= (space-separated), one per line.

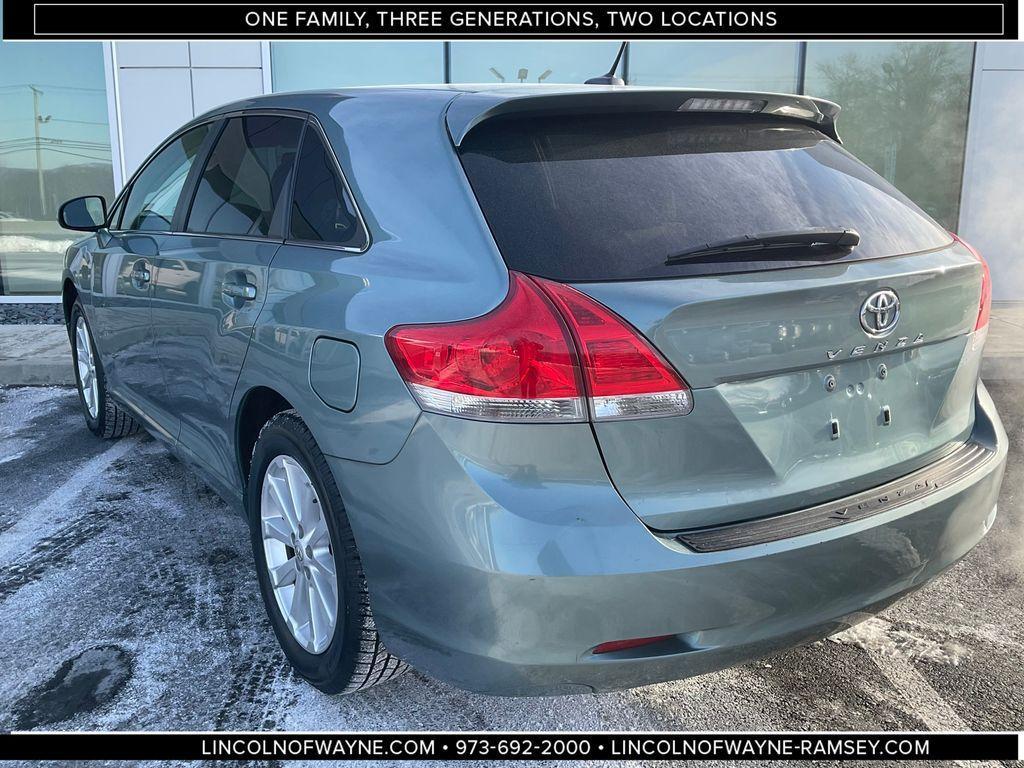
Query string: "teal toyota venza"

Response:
xmin=58 ymin=86 xmax=1005 ymax=696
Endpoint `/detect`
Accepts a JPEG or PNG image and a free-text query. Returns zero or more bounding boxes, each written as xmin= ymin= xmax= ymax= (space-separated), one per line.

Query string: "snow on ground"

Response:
xmin=0 ymin=384 xmax=1021 ymax=768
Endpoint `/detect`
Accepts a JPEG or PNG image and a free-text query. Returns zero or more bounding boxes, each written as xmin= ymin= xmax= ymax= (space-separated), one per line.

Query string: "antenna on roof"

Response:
xmin=585 ymin=42 xmax=627 ymax=86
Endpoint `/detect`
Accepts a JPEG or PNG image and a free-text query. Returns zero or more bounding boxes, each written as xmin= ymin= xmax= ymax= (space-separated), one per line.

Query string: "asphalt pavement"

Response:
xmin=0 ymin=382 xmax=1021 ymax=768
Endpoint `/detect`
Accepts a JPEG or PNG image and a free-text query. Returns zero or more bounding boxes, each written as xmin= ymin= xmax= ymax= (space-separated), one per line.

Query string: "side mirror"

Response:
xmin=58 ymin=195 xmax=107 ymax=232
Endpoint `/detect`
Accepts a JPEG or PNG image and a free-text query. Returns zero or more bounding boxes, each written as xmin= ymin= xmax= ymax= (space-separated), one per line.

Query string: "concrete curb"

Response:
xmin=0 ymin=361 xmax=74 ymax=387
xmin=0 ymin=324 xmax=73 ymax=388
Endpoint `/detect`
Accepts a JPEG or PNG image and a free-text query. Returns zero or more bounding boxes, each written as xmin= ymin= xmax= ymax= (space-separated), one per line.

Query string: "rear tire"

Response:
xmin=69 ymin=301 xmax=140 ymax=439
xmin=247 ymin=410 xmax=407 ymax=694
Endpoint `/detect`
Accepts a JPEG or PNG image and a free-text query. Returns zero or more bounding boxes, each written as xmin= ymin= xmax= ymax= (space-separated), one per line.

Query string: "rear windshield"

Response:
xmin=459 ymin=113 xmax=952 ymax=281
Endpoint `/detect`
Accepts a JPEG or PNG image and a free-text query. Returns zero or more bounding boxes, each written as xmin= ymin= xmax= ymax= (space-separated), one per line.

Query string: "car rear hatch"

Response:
xmin=457 ymin=102 xmax=988 ymax=532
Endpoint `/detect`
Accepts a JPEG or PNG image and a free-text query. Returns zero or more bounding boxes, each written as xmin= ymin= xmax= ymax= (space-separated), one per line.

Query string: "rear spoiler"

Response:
xmin=445 ymin=87 xmax=841 ymax=146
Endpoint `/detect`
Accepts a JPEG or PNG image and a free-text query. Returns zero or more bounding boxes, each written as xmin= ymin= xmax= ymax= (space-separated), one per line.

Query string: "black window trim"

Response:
xmin=282 ymin=114 xmax=371 ymax=254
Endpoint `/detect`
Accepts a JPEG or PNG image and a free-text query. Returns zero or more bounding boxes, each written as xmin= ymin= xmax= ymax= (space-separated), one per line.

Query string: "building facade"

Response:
xmin=0 ymin=40 xmax=1021 ymax=301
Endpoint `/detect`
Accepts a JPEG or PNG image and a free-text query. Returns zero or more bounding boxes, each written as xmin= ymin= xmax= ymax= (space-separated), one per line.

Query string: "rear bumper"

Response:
xmin=329 ymin=381 xmax=1006 ymax=696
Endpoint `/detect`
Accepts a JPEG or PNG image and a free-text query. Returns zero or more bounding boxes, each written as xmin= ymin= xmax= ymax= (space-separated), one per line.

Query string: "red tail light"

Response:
xmin=385 ymin=273 xmax=586 ymax=422
xmin=951 ymin=233 xmax=991 ymax=330
xmin=385 ymin=272 xmax=692 ymax=423
xmin=531 ymin=277 xmax=693 ymax=420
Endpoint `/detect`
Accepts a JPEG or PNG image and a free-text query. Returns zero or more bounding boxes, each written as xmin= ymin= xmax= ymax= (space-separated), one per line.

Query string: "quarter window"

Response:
xmin=121 ymin=123 xmax=211 ymax=232
xmin=186 ymin=115 xmax=303 ymax=238
xmin=289 ymin=128 xmax=365 ymax=248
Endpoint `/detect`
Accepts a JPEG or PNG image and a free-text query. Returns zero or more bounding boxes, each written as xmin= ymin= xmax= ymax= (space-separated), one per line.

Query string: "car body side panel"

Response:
xmin=231 ymin=90 xmax=512 ymax=470
xmin=327 ymin=415 xmax=647 ymax=692
xmin=150 ymin=234 xmax=279 ymax=487
xmin=64 ymin=241 xmax=92 ymax=308
xmin=85 ymin=232 xmax=180 ymax=441
xmin=64 ymin=238 xmax=182 ymax=443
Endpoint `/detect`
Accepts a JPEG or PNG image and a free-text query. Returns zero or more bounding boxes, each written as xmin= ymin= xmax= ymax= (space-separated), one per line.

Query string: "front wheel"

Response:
xmin=69 ymin=301 xmax=139 ymax=439
xmin=247 ymin=410 xmax=407 ymax=694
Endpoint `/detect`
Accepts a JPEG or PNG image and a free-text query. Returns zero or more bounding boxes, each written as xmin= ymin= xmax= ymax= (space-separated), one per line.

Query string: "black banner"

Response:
xmin=0 ymin=732 xmax=1019 ymax=761
xmin=1 ymin=1 xmax=1016 ymax=40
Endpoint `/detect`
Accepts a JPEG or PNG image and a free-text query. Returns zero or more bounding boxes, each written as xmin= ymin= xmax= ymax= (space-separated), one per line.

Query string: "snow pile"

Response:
xmin=830 ymin=617 xmax=969 ymax=666
xmin=0 ymin=235 xmax=75 ymax=253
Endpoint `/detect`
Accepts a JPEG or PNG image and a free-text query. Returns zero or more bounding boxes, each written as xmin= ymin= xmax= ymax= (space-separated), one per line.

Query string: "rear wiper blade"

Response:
xmin=665 ymin=228 xmax=860 ymax=265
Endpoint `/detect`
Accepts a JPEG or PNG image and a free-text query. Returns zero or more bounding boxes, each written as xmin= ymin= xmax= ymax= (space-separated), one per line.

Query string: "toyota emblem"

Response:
xmin=860 ymin=289 xmax=900 ymax=337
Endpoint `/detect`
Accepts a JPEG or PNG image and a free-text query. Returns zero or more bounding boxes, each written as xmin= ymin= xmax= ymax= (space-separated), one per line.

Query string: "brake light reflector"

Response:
xmin=532 ymin=277 xmax=693 ymax=420
xmin=951 ymin=233 xmax=991 ymax=330
xmin=592 ymin=635 xmax=672 ymax=655
xmin=679 ymin=97 xmax=765 ymax=113
xmin=384 ymin=272 xmax=586 ymax=422
xmin=385 ymin=271 xmax=693 ymax=423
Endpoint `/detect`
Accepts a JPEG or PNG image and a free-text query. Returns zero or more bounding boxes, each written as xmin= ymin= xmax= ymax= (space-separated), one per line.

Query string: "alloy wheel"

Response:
xmin=75 ymin=316 xmax=99 ymax=420
xmin=260 ymin=455 xmax=339 ymax=654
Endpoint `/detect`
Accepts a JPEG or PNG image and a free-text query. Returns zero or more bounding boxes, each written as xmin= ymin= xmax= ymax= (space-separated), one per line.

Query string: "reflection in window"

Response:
xmin=121 ymin=123 xmax=211 ymax=232
xmin=804 ymin=42 xmax=974 ymax=229
xmin=271 ymin=42 xmax=444 ymax=90
xmin=628 ymin=42 xmax=800 ymax=92
xmin=449 ymin=42 xmax=621 ymax=84
xmin=0 ymin=42 xmax=115 ymax=296
xmin=187 ymin=116 xmax=304 ymax=237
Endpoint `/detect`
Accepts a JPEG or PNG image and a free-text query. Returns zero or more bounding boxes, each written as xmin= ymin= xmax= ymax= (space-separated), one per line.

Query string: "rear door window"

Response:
xmin=459 ymin=113 xmax=953 ymax=281
xmin=186 ymin=114 xmax=304 ymax=238
xmin=288 ymin=127 xmax=366 ymax=249
xmin=121 ymin=123 xmax=212 ymax=232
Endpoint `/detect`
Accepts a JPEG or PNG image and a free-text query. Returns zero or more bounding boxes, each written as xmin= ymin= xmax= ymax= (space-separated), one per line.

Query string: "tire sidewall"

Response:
xmin=69 ymin=302 xmax=104 ymax=435
xmin=247 ymin=416 xmax=358 ymax=690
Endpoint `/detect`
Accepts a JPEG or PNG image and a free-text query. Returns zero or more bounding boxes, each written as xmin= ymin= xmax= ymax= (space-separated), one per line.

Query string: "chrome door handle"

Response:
xmin=222 ymin=282 xmax=257 ymax=301
xmin=130 ymin=264 xmax=151 ymax=288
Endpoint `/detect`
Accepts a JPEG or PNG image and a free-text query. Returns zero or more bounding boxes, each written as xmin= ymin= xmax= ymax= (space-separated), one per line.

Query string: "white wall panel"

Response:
xmin=110 ymin=41 xmax=269 ymax=183
xmin=978 ymin=42 xmax=1024 ymax=70
xmin=116 ymin=41 xmax=190 ymax=67
xmin=958 ymin=43 xmax=1024 ymax=301
xmin=191 ymin=68 xmax=263 ymax=114
xmin=117 ymin=68 xmax=193 ymax=176
xmin=189 ymin=41 xmax=263 ymax=68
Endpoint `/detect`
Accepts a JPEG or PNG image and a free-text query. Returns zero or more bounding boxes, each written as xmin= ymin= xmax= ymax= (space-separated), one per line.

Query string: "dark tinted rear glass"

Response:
xmin=289 ymin=128 xmax=366 ymax=248
xmin=186 ymin=115 xmax=303 ymax=238
xmin=459 ymin=113 xmax=952 ymax=281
